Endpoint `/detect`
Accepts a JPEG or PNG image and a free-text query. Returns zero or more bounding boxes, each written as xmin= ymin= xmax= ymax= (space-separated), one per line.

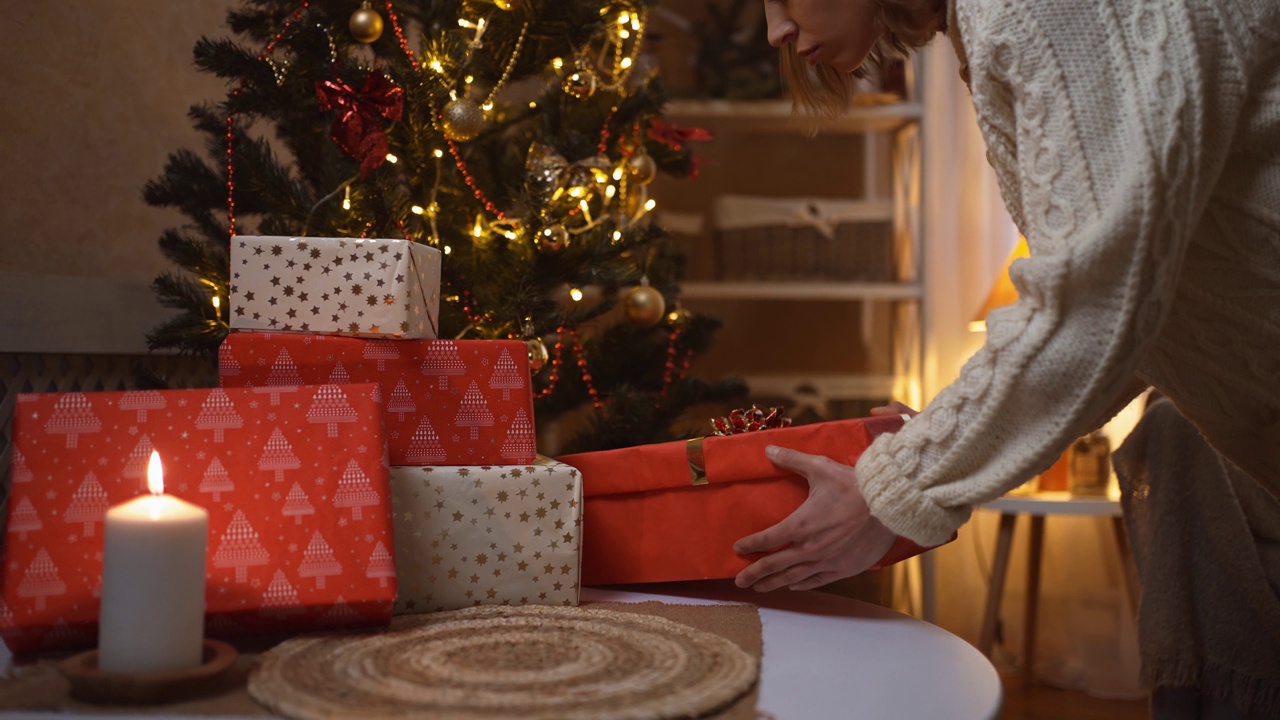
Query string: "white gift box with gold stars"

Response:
xmin=230 ymin=235 xmax=441 ymax=339
xmin=390 ymin=456 xmax=581 ymax=614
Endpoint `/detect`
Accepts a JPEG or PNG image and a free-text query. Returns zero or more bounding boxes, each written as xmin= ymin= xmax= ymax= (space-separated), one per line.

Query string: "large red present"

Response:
xmin=2 ymin=384 xmax=395 ymax=656
xmin=218 ymin=333 xmax=536 ymax=466
xmin=558 ymin=414 xmax=944 ymax=585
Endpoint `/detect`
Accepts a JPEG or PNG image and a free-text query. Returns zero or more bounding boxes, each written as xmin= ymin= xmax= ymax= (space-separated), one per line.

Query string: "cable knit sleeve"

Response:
xmin=855 ymin=0 xmax=1237 ymax=545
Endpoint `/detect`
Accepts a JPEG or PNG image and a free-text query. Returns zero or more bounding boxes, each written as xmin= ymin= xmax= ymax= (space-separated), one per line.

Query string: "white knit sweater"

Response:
xmin=856 ymin=0 xmax=1280 ymax=546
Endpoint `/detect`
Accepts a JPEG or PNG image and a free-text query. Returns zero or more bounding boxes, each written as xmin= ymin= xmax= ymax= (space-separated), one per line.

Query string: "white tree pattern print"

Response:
xmin=213 ymin=510 xmax=271 ymax=583
xmin=43 ymin=394 xmax=101 ymax=448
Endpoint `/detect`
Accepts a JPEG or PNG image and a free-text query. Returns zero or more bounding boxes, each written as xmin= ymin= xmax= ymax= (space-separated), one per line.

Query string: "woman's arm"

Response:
xmin=855 ymin=0 xmax=1236 ymax=546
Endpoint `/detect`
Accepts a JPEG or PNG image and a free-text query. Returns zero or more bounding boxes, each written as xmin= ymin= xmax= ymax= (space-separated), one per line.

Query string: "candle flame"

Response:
xmin=147 ymin=451 xmax=164 ymax=495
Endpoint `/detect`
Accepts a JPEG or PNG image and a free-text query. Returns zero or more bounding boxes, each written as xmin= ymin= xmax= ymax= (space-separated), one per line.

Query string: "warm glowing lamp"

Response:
xmin=968 ymin=236 xmax=1030 ymax=333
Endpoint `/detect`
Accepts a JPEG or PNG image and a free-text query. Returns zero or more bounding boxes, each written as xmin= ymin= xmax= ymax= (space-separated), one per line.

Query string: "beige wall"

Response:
xmin=0 ymin=1 xmax=231 ymax=284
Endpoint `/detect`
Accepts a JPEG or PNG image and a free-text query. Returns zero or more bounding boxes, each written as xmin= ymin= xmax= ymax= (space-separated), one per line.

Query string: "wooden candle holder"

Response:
xmin=57 ymin=639 xmax=238 ymax=705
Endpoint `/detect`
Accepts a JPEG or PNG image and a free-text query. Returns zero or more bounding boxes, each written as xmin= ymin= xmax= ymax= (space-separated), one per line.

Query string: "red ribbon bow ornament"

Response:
xmin=315 ymin=72 xmax=404 ymax=178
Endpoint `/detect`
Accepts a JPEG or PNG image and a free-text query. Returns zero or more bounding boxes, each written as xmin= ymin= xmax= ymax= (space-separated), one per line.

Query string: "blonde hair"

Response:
xmin=782 ymin=0 xmax=942 ymax=117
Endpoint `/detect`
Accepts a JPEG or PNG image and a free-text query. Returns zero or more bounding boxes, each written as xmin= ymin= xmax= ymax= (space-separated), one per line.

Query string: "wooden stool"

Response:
xmin=976 ymin=492 xmax=1140 ymax=684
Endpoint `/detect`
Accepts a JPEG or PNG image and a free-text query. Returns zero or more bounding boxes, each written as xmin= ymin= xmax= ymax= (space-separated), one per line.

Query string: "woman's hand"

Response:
xmin=733 ymin=445 xmax=898 ymax=592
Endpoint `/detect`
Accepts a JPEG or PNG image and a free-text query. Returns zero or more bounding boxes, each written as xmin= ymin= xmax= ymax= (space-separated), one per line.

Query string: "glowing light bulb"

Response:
xmin=529 ymin=101 xmax=538 ymax=109
xmin=552 ymin=57 xmax=564 ymax=69
xmin=619 ymin=11 xmax=631 ymax=25
xmin=443 ymin=245 xmax=452 ymax=255
xmin=429 ymin=59 xmax=444 ymax=73
xmin=433 ymin=149 xmax=444 ymax=159
xmin=605 ymin=185 xmax=617 ymax=198
xmin=619 ymin=29 xmax=630 ymax=39
xmin=464 ymin=75 xmax=474 ymax=84
xmin=385 ymin=153 xmax=398 ymax=164
xmin=612 ymin=168 xmax=624 ymax=181
xmin=612 ymin=230 xmax=623 ymax=242
xmin=620 ymin=57 xmax=633 ymax=69
xmin=644 ymin=198 xmax=656 ymax=211
xmin=411 ymin=205 xmax=425 ymax=215
xmin=473 ymin=215 xmax=484 ymax=238
xmin=342 ymin=186 xmax=351 ymax=211
xmin=482 ymin=101 xmax=494 ymax=111
xmin=568 ymin=186 xmax=585 ymax=198
xmin=569 ymin=287 xmax=584 ymax=302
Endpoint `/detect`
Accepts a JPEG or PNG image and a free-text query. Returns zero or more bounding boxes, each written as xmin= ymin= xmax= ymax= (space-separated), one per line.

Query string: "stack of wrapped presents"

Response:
xmin=0 ymin=235 xmax=936 ymax=657
xmin=0 ymin=236 xmax=579 ymax=655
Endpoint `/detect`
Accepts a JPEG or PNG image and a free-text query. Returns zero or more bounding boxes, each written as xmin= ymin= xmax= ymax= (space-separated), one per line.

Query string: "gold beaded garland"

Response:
xmin=442 ymin=98 xmax=486 ymax=141
xmin=562 ymin=68 xmax=597 ymax=99
xmin=348 ymin=1 xmax=384 ymax=43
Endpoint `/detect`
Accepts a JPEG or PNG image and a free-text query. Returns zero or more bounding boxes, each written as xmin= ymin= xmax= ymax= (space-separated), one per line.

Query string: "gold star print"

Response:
xmin=486 ymin=588 xmax=497 ymax=599
xmin=470 ymin=574 xmax=480 ymax=584
xmin=543 ymin=563 xmax=554 ymax=574
xmin=452 ymin=511 xmax=464 ymax=522
xmin=473 ymin=478 xmax=484 ymax=489
xmin=531 ymin=477 xmax=541 ymax=488
xmin=431 ymin=554 xmax=443 ymax=565
xmin=519 ymin=512 xmax=530 ymax=522
xmin=554 ymin=581 xmax=563 ymax=591
xmin=496 ymin=552 xmax=507 ymax=562
xmin=492 ymin=568 xmax=501 ymax=577
xmin=513 ymin=543 xmax=524 ymax=553
xmin=403 ymin=512 xmax=415 ymax=522
xmin=560 ymin=564 xmax=572 ymax=575
xmin=475 ymin=553 xmax=488 ymax=566
xmin=448 ymin=568 xmax=459 ymax=579
xmin=496 ymin=490 xmax=509 ymax=503
xmin=517 ymin=560 xmax=528 ymax=571
xmin=563 ymin=532 xmax=574 ymax=544
xmin=550 ymin=499 xmax=561 ymax=510
xmin=555 ymin=519 xmax=565 ymax=530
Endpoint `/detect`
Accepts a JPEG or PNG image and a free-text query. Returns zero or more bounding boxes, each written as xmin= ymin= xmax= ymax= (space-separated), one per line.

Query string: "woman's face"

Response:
xmin=763 ymin=0 xmax=883 ymax=74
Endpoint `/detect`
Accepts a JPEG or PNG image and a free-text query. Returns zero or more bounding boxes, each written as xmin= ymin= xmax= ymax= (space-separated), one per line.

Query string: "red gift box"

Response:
xmin=218 ymin=333 xmax=537 ymax=466
xmin=2 ymin=384 xmax=395 ymax=656
xmin=558 ymin=415 xmax=944 ymax=585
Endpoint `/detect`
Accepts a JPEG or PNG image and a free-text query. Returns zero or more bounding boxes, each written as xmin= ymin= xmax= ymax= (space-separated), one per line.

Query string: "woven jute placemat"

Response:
xmin=0 ymin=601 xmax=762 ymax=719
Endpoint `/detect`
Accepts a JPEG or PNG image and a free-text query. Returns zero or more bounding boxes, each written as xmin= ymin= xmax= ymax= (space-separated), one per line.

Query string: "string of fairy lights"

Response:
xmin=214 ymin=0 xmax=696 ymax=405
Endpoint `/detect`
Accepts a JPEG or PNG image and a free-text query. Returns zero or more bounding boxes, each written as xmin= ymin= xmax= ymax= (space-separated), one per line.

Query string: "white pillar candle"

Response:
xmin=99 ymin=451 xmax=209 ymax=674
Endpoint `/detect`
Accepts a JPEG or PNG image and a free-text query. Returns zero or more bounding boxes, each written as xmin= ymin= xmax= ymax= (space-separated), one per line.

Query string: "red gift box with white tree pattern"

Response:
xmin=218 ymin=333 xmax=537 ymax=466
xmin=1 ymin=383 xmax=395 ymax=656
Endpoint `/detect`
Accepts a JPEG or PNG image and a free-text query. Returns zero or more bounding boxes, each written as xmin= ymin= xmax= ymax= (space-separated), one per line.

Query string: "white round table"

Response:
xmin=585 ymin=580 xmax=1002 ymax=720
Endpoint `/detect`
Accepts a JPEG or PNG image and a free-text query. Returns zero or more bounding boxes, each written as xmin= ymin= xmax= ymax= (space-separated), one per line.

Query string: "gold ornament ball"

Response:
xmin=625 ymin=285 xmax=666 ymax=327
xmin=627 ymin=153 xmax=657 ymax=186
xmin=442 ymin=98 xmax=486 ymax=141
xmin=348 ymin=2 xmax=384 ymax=43
xmin=562 ymin=70 xmax=597 ymax=99
xmin=536 ymin=223 xmax=570 ymax=253
xmin=526 ymin=337 xmax=549 ymax=374
xmin=666 ymin=304 xmax=693 ymax=326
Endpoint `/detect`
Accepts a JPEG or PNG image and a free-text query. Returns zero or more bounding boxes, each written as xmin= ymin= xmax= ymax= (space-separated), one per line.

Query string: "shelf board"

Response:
xmin=663 ymin=99 xmax=922 ymax=134
xmin=680 ymin=281 xmax=922 ymax=302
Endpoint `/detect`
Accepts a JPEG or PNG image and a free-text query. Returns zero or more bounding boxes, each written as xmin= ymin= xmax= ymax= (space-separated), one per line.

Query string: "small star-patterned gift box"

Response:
xmin=389 ymin=457 xmax=581 ymax=614
xmin=2 ymin=384 xmax=396 ymax=657
xmin=230 ymin=235 xmax=441 ymax=339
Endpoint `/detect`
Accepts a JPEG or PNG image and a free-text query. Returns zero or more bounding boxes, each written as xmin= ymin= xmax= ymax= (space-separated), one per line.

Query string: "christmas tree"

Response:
xmin=143 ymin=0 xmax=745 ymax=453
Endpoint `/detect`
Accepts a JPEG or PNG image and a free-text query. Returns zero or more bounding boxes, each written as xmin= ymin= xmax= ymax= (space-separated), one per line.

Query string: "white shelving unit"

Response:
xmin=662 ymin=91 xmax=926 ymax=413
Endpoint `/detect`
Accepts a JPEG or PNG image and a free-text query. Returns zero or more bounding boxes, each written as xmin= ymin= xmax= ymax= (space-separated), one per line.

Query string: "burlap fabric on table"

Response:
xmin=0 ymin=601 xmax=762 ymax=720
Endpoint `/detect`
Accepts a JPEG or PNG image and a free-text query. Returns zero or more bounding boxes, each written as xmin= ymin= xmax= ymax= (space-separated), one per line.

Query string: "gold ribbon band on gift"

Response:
xmin=685 ymin=407 xmax=791 ymax=486
xmin=687 ymin=438 xmax=708 ymax=486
